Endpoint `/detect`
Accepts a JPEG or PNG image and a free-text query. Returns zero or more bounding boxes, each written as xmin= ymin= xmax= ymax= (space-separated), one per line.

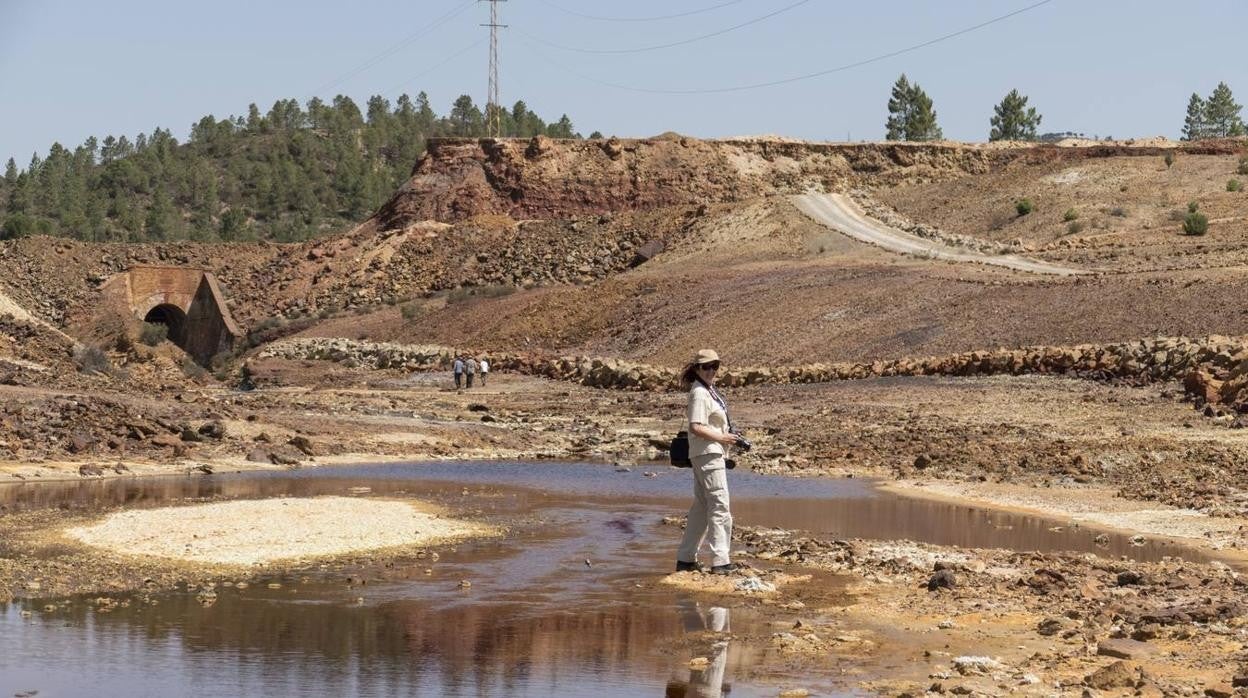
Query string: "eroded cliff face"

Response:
xmin=372 ymin=135 xmax=1242 ymax=229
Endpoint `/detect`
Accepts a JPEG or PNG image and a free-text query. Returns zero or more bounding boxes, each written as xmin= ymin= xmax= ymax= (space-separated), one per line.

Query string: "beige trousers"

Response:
xmin=677 ymin=453 xmax=733 ymax=567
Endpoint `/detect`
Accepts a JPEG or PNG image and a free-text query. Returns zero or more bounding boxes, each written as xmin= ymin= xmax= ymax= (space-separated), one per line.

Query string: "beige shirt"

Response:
xmin=687 ymin=384 xmax=729 ymax=458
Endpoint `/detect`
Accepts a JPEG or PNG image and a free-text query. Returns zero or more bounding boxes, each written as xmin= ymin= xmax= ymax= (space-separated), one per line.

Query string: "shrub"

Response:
xmin=400 ymin=302 xmax=424 ymax=320
xmin=1188 ymin=201 xmax=1200 ymax=213
xmin=72 ymin=344 xmax=111 ymax=374
xmin=1183 ymin=211 xmax=1209 ymax=236
xmin=1063 ymin=208 xmax=1079 ymax=222
xmin=1109 ymin=207 xmax=1127 ymax=218
xmin=181 ymin=356 xmax=208 ymax=380
xmin=1066 ymin=221 xmax=1085 ymax=235
xmin=1164 ymin=152 xmax=1174 ymax=169
xmin=1238 ymin=156 xmax=1248 ymax=176
xmin=139 ymin=322 xmax=168 ymax=346
xmin=209 ymin=351 xmax=232 ymax=371
xmin=253 ymin=316 xmax=284 ymax=333
xmin=1015 ymin=198 xmax=1035 ymax=216
xmin=1229 ymin=179 xmax=1243 ymax=192
xmin=447 ymin=284 xmax=517 ymax=305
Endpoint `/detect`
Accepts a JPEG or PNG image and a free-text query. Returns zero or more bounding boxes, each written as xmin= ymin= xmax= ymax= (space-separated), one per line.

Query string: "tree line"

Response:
xmin=0 ymin=94 xmax=586 ymax=243
xmin=885 ymin=75 xmax=1244 ymax=143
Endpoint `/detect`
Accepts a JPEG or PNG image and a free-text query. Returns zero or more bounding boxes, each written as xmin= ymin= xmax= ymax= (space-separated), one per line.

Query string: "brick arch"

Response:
xmin=98 ymin=266 xmax=243 ymax=366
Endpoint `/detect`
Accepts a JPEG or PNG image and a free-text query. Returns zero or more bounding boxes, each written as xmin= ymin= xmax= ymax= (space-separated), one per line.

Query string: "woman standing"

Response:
xmin=675 ymin=349 xmax=740 ymax=575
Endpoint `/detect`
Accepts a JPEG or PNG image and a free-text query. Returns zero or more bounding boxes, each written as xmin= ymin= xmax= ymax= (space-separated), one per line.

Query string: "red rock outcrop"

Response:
xmin=372 ymin=136 xmax=1248 ymax=228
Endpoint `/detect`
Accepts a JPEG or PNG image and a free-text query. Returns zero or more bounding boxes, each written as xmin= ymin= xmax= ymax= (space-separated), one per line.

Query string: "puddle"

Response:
xmin=0 ymin=461 xmax=1207 ymax=563
xmin=0 ymin=461 xmax=1216 ymax=696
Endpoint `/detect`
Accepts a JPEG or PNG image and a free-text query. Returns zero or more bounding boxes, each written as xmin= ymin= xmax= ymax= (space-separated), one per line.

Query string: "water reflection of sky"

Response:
xmin=0 ymin=460 xmax=1211 ymax=563
xmin=0 ymin=460 xmax=1213 ymax=696
xmin=1 ymin=480 xmax=842 ymax=697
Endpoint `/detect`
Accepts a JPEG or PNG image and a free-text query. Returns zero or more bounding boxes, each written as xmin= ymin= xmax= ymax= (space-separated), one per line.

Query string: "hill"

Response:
xmin=0 ymin=94 xmax=581 ymax=244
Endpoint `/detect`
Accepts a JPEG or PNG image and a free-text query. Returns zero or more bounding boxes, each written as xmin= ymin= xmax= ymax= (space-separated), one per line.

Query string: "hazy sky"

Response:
xmin=1 ymin=0 xmax=1245 ymax=165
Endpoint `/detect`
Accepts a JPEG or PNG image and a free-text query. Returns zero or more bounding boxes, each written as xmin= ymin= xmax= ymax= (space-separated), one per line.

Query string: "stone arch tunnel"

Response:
xmin=98 ymin=266 xmax=243 ymax=365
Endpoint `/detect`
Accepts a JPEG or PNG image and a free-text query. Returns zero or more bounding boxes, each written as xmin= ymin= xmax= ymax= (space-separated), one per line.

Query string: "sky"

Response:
xmin=1 ymin=0 xmax=1246 ymax=166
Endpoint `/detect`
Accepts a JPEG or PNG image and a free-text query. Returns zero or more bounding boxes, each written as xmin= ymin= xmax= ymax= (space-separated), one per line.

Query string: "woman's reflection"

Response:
xmin=666 ymin=600 xmax=730 ymax=698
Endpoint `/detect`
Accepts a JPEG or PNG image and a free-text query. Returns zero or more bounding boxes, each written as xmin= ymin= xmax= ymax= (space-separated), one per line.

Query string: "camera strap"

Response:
xmin=694 ymin=376 xmax=733 ymax=433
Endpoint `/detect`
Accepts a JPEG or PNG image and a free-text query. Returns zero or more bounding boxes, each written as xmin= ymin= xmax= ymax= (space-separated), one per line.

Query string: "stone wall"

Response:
xmin=258 ymin=335 xmax=1248 ymax=410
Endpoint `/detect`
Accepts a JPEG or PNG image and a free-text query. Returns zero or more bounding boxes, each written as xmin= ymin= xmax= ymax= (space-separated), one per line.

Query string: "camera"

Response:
xmin=733 ymin=434 xmax=752 ymax=452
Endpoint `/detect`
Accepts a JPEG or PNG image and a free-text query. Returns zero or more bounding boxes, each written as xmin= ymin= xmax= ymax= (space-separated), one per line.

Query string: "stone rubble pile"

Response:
xmin=259 ymin=335 xmax=1248 ymax=404
xmin=849 ymin=189 xmax=1024 ymax=255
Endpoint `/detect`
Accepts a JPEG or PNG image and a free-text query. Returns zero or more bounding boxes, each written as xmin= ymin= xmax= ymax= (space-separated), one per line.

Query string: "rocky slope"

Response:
xmin=372 ymin=135 xmax=1246 ymax=229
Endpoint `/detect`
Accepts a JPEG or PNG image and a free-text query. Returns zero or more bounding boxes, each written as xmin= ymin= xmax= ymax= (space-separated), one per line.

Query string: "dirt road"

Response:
xmin=792 ymin=192 xmax=1086 ymax=276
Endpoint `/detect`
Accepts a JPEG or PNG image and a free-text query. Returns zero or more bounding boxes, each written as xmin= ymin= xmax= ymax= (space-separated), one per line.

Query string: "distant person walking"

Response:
xmin=479 ymin=358 xmax=490 ymax=386
xmin=675 ymin=349 xmax=740 ymax=575
xmin=465 ymin=357 xmax=478 ymax=388
xmin=452 ymin=356 xmax=464 ymax=389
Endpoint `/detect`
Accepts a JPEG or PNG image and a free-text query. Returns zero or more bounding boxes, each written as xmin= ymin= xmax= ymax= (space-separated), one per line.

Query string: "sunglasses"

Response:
xmin=700 ymin=362 xmax=721 ymax=371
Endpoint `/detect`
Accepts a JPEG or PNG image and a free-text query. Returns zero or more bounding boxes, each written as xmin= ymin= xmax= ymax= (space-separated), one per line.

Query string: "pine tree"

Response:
xmin=906 ymin=86 xmax=942 ymax=141
xmin=100 ymin=136 xmax=118 ymax=163
xmin=1205 ymin=82 xmax=1245 ymax=138
xmin=448 ymin=95 xmax=483 ymax=136
xmin=989 ymin=89 xmax=1042 ymax=141
xmin=3 ymin=158 xmax=17 ymax=214
xmin=885 ymin=74 xmax=912 ymax=141
xmin=547 ymin=114 xmax=575 ymax=138
xmin=246 ymin=103 xmax=264 ymax=132
xmin=1182 ymin=93 xmax=1208 ymax=141
xmin=145 ymin=185 xmax=180 ymax=240
xmin=885 ymin=75 xmax=943 ymax=141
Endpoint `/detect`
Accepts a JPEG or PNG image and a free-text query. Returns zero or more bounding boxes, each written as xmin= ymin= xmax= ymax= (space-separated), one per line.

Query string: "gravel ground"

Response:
xmin=65 ymin=496 xmax=494 ymax=566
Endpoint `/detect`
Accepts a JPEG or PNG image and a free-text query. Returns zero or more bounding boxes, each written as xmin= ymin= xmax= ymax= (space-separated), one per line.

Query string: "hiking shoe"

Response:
xmin=709 ymin=563 xmax=737 ymax=576
xmin=675 ymin=560 xmax=699 ymax=572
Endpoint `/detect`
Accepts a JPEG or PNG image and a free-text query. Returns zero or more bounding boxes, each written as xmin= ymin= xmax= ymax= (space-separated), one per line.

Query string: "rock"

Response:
xmin=1037 ymin=617 xmax=1068 ymax=636
xmin=180 ymin=427 xmax=204 ymax=442
xmin=78 ymin=463 xmax=103 ymax=477
xmin=151 ymin=434 xmax=183 ymax=449
xmin=927 ymin=569 xmax=957 ymax=591
xmin=68 ymin=431 xmax=95 ymax=453
xmin=1097 ymin=638 xmax=1153 ymax=660
xmin=246 ymin=448 xmax=272 ymax=463
xmin=197 ymin=421 xmax=226 ymax=439
xmin=287 ymin=436 xmax=316 ymax=456
xmin=1085 ymin=660 xmax=1139 ymax=690
xmin=1117 ymin=570 xmax=1145 ymax=586
xmin=914 ymin=453 xmax=932 ymax=469
xmin=1131 ymin=623 xmax=1161 ymax=641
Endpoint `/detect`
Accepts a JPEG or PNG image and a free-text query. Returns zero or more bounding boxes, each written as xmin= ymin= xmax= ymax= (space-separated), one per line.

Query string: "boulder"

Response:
xmin=1085 ymin=660 xmax=1140 ymax=690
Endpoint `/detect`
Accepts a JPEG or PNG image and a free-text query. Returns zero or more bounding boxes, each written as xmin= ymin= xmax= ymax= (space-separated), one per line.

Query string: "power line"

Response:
xmin=535 ymin=0 xmax=746 ymax=23
xmin=384 ymin=38 xmax=487 ymax=97
xmin=312 ymin=0 xmax=476 ymax=97
xmin=513 ymin=0 xmax=812 ymax=55
xmin=515 ymin=0 xmax=1054 ymax=94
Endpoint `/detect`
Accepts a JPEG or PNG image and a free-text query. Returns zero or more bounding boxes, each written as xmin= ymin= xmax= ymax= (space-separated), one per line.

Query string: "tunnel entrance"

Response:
xmin=97 ymin=267 xmax=243 ymax=367
xmin=144 ymin=303 xmax=189 ymax=351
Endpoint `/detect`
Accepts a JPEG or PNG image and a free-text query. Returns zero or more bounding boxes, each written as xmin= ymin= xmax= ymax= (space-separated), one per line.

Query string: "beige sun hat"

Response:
xmin=694 ymin=349 xmax=720 ymax=365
